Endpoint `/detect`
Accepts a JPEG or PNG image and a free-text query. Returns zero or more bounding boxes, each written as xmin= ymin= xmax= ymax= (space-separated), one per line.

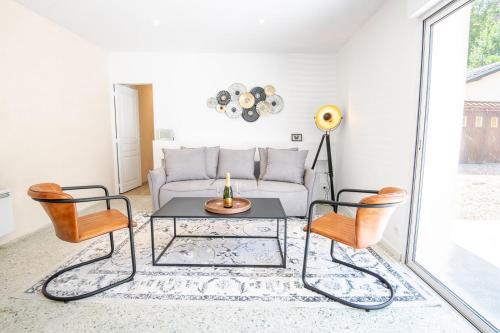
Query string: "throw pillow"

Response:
xmin=162 ymin=148 xmax=209 ymax=182
xmin=181 ymin=146 xmax=219 ymax=179
xmin=258 ymin=147 xmax=298 ymax=179
xmin=262 ymin=149 xmax=308 ymax=184
xmin=217 ymin=148 xmax=256 ymax=179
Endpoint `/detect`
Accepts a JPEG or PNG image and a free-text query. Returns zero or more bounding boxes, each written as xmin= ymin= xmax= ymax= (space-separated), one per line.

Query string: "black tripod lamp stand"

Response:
xmin=311 ymin=105 xmax=343 ymax=201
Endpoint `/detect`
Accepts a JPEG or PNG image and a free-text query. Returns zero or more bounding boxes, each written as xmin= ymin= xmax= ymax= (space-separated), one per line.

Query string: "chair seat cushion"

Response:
xmin=210 ymin=179 xmax=258 ymax=192
xmin=163 ymin=179 xmax=214 ymax=192
xmin=304 ymin=212 xmax=356 ymax=248
xmin=78 ymin=209 xmax=129 ymax=241
xmin=258 ymin=180 xmax=306 ymax=193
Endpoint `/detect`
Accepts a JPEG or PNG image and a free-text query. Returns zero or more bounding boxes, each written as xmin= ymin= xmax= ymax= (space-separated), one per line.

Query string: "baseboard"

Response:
xmin=378 ymin=239 xmax=404 ymax=262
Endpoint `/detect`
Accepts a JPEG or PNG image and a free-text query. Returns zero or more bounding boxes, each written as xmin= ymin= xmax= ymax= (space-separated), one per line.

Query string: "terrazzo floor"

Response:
xmin=0 ymin=194 xmax=478 ymax=333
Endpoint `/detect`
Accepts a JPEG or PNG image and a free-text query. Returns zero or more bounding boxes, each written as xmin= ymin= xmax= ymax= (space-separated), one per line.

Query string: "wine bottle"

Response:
xmin=223 ymin=172 xmax=233 ymax=208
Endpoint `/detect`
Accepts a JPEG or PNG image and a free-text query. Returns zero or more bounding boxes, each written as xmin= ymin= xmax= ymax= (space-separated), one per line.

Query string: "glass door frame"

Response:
xmin=406 ymin=0 xmax=497 ymax=332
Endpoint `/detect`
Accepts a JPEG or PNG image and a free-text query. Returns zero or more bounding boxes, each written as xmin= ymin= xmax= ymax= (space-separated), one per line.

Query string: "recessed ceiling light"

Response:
xmin=259 ymin=18 xmax=265 ymax=25
xmin=153 ymin=19 xmax=160 ymax=26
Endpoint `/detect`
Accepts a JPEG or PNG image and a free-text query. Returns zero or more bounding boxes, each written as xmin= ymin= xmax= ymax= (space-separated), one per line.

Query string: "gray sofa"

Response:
xmin=148 ymin=157 xmax=317 ymax=217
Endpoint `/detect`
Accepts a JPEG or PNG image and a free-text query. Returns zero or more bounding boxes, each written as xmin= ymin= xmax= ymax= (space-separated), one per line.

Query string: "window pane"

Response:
xmin=413 ymin=0 xmax=500 ymax=330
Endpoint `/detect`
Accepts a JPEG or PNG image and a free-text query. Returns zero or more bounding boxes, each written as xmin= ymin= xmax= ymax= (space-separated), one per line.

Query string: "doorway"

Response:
xmin=114 ymin=84 xmax=154 ymax=194
xmin=408 ymin=1 xmax=500 ymax=332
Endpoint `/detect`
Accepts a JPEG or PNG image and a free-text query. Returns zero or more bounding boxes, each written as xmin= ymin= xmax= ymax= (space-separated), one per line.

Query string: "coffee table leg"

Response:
xmin=283 ymin=218 xmax=287 ymax=268
xmin=150 ymin=216 xmax=156 ymax=265
xmin=276 ymin=218 xmax=279 ymax=238
xmin=173 ymin=217 xmax=177 ymax=237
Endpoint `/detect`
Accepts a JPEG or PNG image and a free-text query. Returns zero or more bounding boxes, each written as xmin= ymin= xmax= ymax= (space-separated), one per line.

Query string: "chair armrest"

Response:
xmin=61 ymin=185 xmax=110 ymax=209
xmin=32 ymin=195 xmax=134 ymax=227
xmin=148 ymin=168 xmax=167 ymax=210
xmin=304 ymin=168 xmax=318 ymax=216
xmin=336 ymin=188 xmax=378 ymax=201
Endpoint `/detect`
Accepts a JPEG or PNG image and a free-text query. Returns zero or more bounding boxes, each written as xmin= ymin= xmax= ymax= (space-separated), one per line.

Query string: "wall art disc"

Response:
xmin=266 ymin=94 xmax=284 ymax=114
xmin=250 ymin=87 xmax=266 ymax=103
xmin=216 ymin=104 xmax=226 ymax=113
xmin=256 ymin=101 xmax=272 ymax=116
xmin=242 ymin=107 xmax=260 ymax=122
xmin=238 ymin=92 xmax=255 ymax=109
xmin=264 ymin=85 xmax=276 ymax=96
xmin=228 ymin=83 xmax=247 ymax=100
xmin=207 ymin=97 xmax=218 ymax=108
xmin=225 ymin=101 xmax=243 ymax=119
xmin=216 ymin=90 xmax=231 ymax=105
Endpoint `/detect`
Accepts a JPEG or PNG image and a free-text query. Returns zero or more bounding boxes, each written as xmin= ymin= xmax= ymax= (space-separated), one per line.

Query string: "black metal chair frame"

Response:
xmin=32 ymin=185 xmax=136 ymax=302
xmin=302 ymin=188 xmax=400 ymax=311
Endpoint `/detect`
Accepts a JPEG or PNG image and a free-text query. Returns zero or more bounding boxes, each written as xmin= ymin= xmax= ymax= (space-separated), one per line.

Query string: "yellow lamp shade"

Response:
xmin=314 ymin=105 xmax=342 ymax=131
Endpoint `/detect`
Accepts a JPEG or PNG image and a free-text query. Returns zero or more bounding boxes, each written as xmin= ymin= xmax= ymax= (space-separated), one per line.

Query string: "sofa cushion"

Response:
xmin=163 ymin=179 xmax=214 ymax=192
xmin=163 ymin=148 xmax=209 ymax=182
xmin=211 ymin=179 xmax=258 ymax=194
xmin=258 ymin=147 xmax=297 ymax=179
xmin=262 ymin=149 xmax=308 ymax=184
xmin=181 ymin=146 xmax=219 ymax=179
xmin=159 ymin=180 xmax=216 ymax=207
xmin=257 ymin=180 xmax=307 ymax=193
xmin=217 ymin=148 xmax=256 ymax=179
xmin=257 ymin=180 xmax=308 ymax=217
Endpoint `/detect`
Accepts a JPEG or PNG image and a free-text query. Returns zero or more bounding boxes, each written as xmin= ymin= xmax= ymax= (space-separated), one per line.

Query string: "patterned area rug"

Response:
xmin=24 ymin=212 xmax=434 ymax=307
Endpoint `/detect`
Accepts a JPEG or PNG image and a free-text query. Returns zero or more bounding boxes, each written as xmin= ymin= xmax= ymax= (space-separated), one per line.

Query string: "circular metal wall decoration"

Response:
xmin=207 ymin=97 xmax=218 ymax=108
xmin=242 ymin=107 xmax=260 ymax=122
xmin=256 ymin=101 xmax=271 ymax=116
xmin=228 ymin=83 xmax=247 ymax=100
xmin=216 ymin=90 xmax=231 ymax=105
xmin=250 ymin=87 xmax=266 ymax=103
xmin=264 ymin=85 xmax=276 ymax=96
xmin=225 ymin=101 xmax=243 ymax=119
xmin=207 ymin=83 xmax=282 ymax=122
xmin=239 ymin=92 xmax=255 ymax=109
xmin=216 ymin=104 xmax=226 ymax=113
xmin=266 ymin=94 xmax=284 ymax=114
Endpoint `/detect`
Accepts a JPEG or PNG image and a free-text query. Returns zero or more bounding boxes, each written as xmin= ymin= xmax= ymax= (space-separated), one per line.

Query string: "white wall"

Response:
xmin=0 ymin=0 xmax=114 ymax=244
xmin=465 ymin=71 xmax=500 ymax=102
xmin=336 ymin=0 xmax=422 ymax=258
xmin=408 ymin=0 xmax=446 ymax=18
xmin=109 ymin=53 xmax=337 ymax=154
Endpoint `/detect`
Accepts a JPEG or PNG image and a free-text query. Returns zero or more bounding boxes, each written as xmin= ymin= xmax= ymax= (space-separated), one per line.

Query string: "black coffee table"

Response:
xmin=150 ymin=197 xmax=287 ymax=268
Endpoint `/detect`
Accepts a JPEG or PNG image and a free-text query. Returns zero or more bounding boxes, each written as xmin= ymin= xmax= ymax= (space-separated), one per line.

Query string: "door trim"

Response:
xmin=406 ymin=1 xmax=497 ymax=332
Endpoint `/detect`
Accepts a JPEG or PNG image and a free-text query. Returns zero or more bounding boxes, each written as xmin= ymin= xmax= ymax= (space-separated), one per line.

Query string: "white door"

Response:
xmin=115 ymin=84 xmax=142 ymax=193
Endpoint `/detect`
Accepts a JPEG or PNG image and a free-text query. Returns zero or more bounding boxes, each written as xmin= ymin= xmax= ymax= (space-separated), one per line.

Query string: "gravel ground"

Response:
xmin=456 ymin=164 xmax=500 ymax=220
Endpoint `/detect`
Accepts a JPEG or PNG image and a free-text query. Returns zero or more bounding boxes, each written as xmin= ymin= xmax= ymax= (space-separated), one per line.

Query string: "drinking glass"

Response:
xmin=215 ymin=183 xmax=221 ymax=197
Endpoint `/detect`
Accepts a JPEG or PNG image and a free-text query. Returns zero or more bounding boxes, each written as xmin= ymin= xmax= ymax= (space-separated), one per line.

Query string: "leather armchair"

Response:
xmin=302 ymin=187 xmax=407 ymax=310
xmin=27 ymin=183 xmax=137 ymax=302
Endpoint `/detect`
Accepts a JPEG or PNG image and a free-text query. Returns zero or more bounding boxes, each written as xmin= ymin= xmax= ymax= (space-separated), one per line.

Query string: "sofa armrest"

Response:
xmin=304 ymin=168 xmax=318 ymax=215
xmin=148 ymin=167 xmax=166 ymax=210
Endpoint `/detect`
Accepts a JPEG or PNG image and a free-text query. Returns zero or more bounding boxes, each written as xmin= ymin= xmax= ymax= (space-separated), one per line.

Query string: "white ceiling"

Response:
xmin=15 ymin=0 xmax=385 ymax=53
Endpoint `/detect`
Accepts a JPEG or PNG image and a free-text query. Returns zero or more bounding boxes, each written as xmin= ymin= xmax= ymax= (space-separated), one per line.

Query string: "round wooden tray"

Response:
xmin=204 ymin=197 xmax=252 ymax=215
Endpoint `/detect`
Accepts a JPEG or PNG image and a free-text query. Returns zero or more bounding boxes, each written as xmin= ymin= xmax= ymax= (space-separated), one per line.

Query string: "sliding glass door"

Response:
xmin=408 ymin=0 xmax=500 ymax=332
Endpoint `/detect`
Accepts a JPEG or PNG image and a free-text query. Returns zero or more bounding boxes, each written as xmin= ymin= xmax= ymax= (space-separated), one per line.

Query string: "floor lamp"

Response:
xmin=311 ymin=105 xmax=343 ymax=201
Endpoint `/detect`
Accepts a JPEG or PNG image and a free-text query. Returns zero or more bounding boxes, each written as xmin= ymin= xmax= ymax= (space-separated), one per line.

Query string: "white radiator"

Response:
xmin=0 ymin=189 xmax=14 ymax=237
